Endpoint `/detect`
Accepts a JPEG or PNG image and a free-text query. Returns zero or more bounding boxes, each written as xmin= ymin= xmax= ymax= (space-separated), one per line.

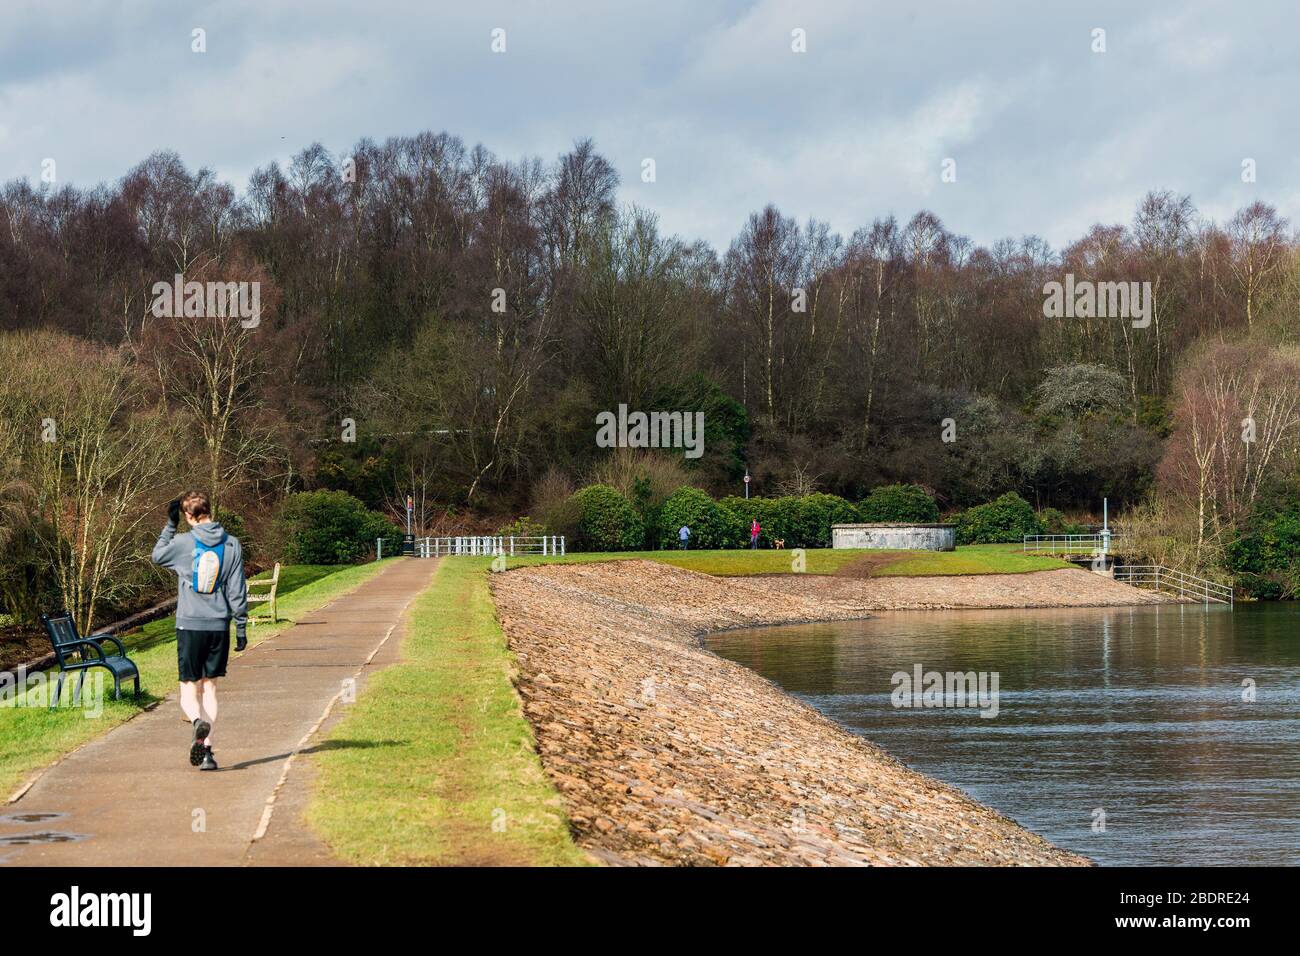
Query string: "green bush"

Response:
xmin=1236 ymin=573 xmax=1284 ymax=601
xmin=656 ymin=487 xmax=733 ymax=549
xmin=717 ymin=495 xmax=760 ymax=548
xmin=716 ymin=494 xmax=856 ymax=548
xmin=758 ymin=497 xmax=801 ymax=546
xmin=275 ymin=490 xmax=401 ymax=564
xmin=569 ymin=484 xmax=644 ymax=552
xmin=497 ymin=515 xmax=547 ymax=537
xmin=956 ymin=492 xmax=1044 ymax=544
xmin=859 ymin=484 xmax=939 ymax=523
xmin=1035 ymin=507 xmax=1087 ymax=536
xmin=1226 ymin=505 xmax=1300 ymax=598
xmin=794 ymin=493 xmax=860 ymax=547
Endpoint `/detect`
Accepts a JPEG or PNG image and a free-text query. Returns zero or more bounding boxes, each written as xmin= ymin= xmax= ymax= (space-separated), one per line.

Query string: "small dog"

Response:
xmin=773 ymin=538 xmax=785 ymax=549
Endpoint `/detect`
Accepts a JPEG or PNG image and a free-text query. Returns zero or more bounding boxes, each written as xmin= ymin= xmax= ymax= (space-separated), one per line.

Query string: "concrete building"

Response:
xmin=832 ymin=523 xmax=956 ymax=551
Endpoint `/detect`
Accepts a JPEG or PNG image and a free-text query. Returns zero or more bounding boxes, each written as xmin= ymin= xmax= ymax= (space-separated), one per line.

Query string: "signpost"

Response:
xmin=401 ymin=494 xmax=415 ymax=555
xmin=743 ymin=469 xmax=750 ymax=500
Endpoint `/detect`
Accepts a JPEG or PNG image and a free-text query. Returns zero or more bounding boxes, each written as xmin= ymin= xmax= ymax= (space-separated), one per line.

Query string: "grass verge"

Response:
xmin=305 ymin=557 xmax=588 ymax=866
xmin=0 ymin=559 xmax=396 ymax=799
xmin=871 ymin=543 xmax=1073 ymax=576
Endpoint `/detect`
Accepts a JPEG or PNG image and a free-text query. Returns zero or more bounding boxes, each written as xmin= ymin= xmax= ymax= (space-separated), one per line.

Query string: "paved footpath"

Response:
xmin=0 ymin=558 xmax=436 ymax=866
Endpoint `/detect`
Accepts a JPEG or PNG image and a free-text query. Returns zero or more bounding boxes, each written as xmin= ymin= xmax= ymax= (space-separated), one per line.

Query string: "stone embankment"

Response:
xmin=772 ymin=565 xmax=1174 ymax=610
xmin=490 ymin=560 xmax=1130 ymax=866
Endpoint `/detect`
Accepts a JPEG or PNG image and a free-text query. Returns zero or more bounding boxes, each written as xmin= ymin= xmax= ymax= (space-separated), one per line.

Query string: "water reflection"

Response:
xmin=707 ymin=602 xmax=1300 ymax=865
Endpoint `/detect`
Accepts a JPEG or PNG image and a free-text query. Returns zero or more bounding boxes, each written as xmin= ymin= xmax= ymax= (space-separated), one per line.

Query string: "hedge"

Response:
xmin=717 ymin=494 xmax=859 ymax=549
xmin=655 ymin=487 xmax=736 ymax=549
xmin=275 ymin=490 xmax=401 ymax=564
xmin=793 ymin=493 xmax=860 ymax=547
xmin=569 ymin=484 xmax=644 ymax=551
xmin=858 ymin=484 xmax=939 ymax=523
xmin=955 ymin=492 xmax=1044 ymax=544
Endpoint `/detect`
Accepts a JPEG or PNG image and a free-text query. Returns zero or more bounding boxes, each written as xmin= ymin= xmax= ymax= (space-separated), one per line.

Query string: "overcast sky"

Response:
xmin=2 ymin=0 xmax=1295 ymax=253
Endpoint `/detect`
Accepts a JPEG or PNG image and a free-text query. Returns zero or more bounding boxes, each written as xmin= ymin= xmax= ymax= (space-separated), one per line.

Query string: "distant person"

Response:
xmin=750 ymin=518 xmax=761 ymax=549
xmin=678 ymin=524 xmax=691 ymax=550
xmin=151 ymin=491 xmax=248 ymax=772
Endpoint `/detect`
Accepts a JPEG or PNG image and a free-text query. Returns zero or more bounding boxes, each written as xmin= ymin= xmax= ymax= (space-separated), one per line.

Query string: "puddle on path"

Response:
xmin=0 ymin=830 xmax=85 ymax=846
xmin=0 ymin=811 xmax=66 ymax=825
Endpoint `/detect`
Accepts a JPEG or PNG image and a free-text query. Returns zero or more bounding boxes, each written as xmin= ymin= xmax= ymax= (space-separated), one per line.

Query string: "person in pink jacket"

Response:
xmin=750 ymin=519 xmax=761 ymax=549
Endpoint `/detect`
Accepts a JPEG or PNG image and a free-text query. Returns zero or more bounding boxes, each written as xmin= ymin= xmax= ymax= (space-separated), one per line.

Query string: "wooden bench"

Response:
xmin=248 ymin=562 xmax=281 ymax=623
xmin=40 ymin=612 xmax=140 ymax=708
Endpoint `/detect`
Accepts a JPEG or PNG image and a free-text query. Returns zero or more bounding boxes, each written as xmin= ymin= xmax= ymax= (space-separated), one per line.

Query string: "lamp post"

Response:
xmin=1101 ymin=497 xmax=1110 ymax=555
xmin=402 ymin=494 xmax=415 ymax=555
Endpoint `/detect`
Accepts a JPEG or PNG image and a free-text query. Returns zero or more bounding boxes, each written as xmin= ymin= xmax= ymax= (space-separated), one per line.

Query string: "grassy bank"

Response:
xmin=305 ymin=558 xmax=587 ymax=866
xmin=506 ymin=543 xmax=1071 ymax=577
xmin=871 ymin=543 xmax=1073 ymax=575
xmin=0 ymin=560 xmax=395 ymax=799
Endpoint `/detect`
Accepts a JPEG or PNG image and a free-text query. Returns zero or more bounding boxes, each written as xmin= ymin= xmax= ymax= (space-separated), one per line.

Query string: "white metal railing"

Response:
xmin=1024 ymin=533 xmax=1124 ymax=554
xmin=406 ymin=535 xmax=566 ymax=558
xmin=1114 ymin=564 xmax=1233 ymax=606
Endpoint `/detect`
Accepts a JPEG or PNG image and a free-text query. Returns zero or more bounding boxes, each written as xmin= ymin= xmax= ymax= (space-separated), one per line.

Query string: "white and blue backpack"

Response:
xmin=192 ymin=532 xmax=227 ymax=594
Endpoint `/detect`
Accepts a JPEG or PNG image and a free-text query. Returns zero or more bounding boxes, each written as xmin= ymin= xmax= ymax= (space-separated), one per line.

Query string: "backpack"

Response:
xmin=192 ymin=532 xmax=228 ymax=594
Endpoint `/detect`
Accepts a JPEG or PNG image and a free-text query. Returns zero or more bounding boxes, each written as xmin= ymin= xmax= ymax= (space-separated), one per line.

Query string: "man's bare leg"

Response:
xmin=179 ymin=681 xmax=202 ymax=722
xmin=181 ymin=679 xmax=211 ymax=766
xmin=199 ymin=678 xmax=218 ymax=748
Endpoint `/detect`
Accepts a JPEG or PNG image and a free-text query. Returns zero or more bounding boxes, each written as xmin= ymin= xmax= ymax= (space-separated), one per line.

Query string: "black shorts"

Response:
xmin=177 ymin=628 xmax=230 ymax=682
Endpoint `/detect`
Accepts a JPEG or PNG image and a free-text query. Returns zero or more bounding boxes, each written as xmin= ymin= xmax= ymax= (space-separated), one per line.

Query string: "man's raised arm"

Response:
xmin=151 ymin=498 xmax=182 ymax=567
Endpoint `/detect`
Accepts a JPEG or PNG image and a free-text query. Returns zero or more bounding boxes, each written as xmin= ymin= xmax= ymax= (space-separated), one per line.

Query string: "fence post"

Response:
xmin=376 ymin=538 xmax=383 ymax=561
xmin=560 ymin=535 xmax=566 ymax=556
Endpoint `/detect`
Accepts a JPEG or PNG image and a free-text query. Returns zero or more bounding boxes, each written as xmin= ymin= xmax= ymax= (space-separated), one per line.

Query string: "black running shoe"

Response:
xmin=190 ymin=719 xmax=211 ymax=766
xmin=199 ymin=747 xmax=218 ymax=772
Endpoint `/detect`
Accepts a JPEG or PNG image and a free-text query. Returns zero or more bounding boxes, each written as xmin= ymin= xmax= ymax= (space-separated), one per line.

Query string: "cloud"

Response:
xmin=2 ymin=0 xmax=1298 ymax=255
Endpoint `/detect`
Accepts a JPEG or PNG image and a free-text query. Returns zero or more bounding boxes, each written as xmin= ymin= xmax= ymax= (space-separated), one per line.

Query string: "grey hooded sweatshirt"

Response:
xmin=151 ymin=520 xmax=249 ymax=632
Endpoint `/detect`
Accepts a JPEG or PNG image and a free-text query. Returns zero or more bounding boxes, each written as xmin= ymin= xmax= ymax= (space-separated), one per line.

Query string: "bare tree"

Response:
xmin=1226 ymin=202 xmax=1289 ymax=328
xmin=0 ymin=332 xmax=175 ymax=632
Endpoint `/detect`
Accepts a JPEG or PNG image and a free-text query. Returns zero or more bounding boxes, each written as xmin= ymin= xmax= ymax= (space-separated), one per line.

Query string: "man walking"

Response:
xmin=750 ymin=518 xmax=761 ymax=549
xmin=151 ymin=491 xmax=248 ymax=771
xmin=678 ymin=524 xmax=691 ymax=550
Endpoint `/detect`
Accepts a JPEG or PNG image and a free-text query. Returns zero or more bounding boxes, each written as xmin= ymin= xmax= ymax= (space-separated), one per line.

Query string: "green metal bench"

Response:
xmin=40 ymin=611 xmax=141 ymax=708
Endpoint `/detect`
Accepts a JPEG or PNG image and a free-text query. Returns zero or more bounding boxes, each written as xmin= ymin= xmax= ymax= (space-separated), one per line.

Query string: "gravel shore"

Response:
xmin=490 ymin=560 xmax=1135 ymax=866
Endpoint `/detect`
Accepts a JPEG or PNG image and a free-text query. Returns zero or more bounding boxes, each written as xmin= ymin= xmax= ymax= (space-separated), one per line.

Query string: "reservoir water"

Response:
xmin=707 ymin=602 xmax=1300 ymax=865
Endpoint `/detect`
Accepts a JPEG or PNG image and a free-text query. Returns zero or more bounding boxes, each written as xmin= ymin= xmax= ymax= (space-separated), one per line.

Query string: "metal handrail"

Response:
xmin=1114 ymin=564 xmax=1233 ymax=606
xmin=1024 ymin=533 xmax=1124 ymax=554
xmin=409 ymin=535 xmax=566 ymax=558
